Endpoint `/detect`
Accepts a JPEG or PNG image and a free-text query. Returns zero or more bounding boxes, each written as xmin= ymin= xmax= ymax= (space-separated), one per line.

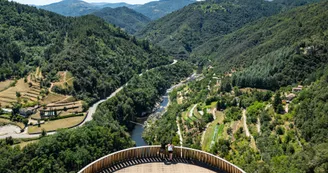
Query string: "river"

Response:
xmin=131 ymin=95 xmax=169 ymax=146
xmin=131 ymin=73 xmax=199 ymax=146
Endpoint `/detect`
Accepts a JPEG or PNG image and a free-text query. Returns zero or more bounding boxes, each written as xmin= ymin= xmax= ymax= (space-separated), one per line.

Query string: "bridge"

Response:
xmin=79 ymin=146 xmax=245 ymax=173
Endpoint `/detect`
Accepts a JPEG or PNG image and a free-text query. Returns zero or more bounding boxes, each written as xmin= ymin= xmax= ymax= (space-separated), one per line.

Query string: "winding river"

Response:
xmin=131 ymin=73 xmax=199 ymax=146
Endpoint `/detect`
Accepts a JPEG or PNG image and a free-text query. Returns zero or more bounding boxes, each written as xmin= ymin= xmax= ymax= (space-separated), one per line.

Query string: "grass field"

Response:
xmin=28 ymin=115 xmax=85 ymax=133
xmin=41 ymin=93 xmax=67 ymax=104
xmin=204 ymin=101 xmax=218 ymax=109
xmin=0 ymin=80 xmax=14 ymax=91
xmin=202 ymin=111 xmax=225 ymax=151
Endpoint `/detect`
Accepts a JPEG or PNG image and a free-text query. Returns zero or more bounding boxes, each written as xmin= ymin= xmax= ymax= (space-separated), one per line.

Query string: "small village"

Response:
xmin=0 ymin=68 xmax=86 ymax=135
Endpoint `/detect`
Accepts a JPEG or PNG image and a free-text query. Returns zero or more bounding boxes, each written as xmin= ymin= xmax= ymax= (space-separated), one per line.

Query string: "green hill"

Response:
xmin=194 ymin=1 xmax=328 ymax=90
xmin=92 ymin=7 xmax=150 ymax=34
xmin=0 ymin=0 xmax=171 ymax=103
xmin=136 ymin=0 xmax=283 ymax=58
xmin=137 ymin=0 xmax=321 ymax=58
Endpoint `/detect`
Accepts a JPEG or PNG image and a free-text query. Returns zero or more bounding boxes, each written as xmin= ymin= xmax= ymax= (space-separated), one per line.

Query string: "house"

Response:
xmin=292 ymin=85 xmax=303 ymax=92
xmin=286 ymin=93 xmax=296 ymax=103
xmin=19 ymin=107 xmax=37 ymax=117
xmin=40 ymin=110 xmax=58 ymax=118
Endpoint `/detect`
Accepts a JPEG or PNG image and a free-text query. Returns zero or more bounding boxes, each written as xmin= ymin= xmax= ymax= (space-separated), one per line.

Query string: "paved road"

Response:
xmin=0 ymin=60 xmax=178 ymax=139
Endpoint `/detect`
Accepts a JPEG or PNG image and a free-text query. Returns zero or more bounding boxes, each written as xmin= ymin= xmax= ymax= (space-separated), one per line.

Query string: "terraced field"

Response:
xmin=0 ymin=80 xmax=14 ymax=91
xmin=0 ymin=79 xmax=30 ymax=107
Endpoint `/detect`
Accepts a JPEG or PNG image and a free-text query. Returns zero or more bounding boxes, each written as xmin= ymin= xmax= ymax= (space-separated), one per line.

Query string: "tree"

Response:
xmin=16 ymin=91 xmax=21 ymax=98
xmin=5 ymin=136 xmax=14 ymax=145
xmin=23 ymin=119 xmax=28 ymax=127
xmin=41 ymin=128 xmax=47 ymax=137
xmin=273 ymin=92 xmax=282 ymax=113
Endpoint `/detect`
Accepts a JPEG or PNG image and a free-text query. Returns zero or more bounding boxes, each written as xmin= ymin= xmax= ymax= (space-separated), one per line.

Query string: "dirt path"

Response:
xmin=176 ymin=117 xmax=183 ymax=147
xmin=285 ymin=104 xmax=289 ymax=113
xmin=201 ymin=122 xmax=211 ymax=145
xmin=257 ymin=117 xmax=261 ymax=134
xmin=189 ymin=104 xmax=197 ymax=118
xmin=212 ymin=108 xmax=217 ymax=120
xmin=242 ymin=109 xmax=250 ymax=137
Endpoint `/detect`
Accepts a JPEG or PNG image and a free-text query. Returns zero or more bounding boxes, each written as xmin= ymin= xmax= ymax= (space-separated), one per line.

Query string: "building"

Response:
xmin=19 ymin=106 xmax=37 ymax=117
xmin=286 ymin=93 xmax=296 ymax=103
xmin=292 ymin=85 xmax=303 ymax=92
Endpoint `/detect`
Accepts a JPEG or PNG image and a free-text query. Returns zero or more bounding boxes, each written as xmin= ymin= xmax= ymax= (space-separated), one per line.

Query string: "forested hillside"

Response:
xmin=194 ymin=1 xmax=328 ymax=90
xmin=137 ymin=0 xmax=320 ymax=58
xmin=0 ymin=0 xmax=171 ymax=104
xmin=93 ymin=7 xmax=150 ymax=34
xmin=136 ymin=0 xmax=283 ymax=58
xmin=140 ymin=1 xmax=328 ymax=173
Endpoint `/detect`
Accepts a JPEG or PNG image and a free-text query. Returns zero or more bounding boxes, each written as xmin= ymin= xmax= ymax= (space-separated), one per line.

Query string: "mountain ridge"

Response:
xmin=92 ymin=6 xmax=150 ymax=34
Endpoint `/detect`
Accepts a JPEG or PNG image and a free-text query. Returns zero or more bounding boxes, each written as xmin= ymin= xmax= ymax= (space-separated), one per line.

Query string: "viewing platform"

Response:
xmin=79 ymin=146 xmax=245 ymax=173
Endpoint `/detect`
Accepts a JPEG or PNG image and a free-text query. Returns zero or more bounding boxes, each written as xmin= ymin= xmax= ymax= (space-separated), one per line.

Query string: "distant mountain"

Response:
xmin=133 ymin=0 xmax=198 ymax=20
xmin=93 ymin=7 xmax=150 ymax=34
xmin=137 ymin=0 xmax=321 ymax=58
xmin=91 ymin=2 xmax=138 ymax=9
xmin=40 ymin=0 xmax=97 ymax=16
xmin=39 ymin=0 xmax=149 ymax=33
xmin=39 ymin=0 xmax=197 ymax=20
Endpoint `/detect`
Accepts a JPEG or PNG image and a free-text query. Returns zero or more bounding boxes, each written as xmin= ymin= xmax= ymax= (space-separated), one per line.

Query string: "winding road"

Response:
xmin=0 ymin=60 xmax=178 ymax=139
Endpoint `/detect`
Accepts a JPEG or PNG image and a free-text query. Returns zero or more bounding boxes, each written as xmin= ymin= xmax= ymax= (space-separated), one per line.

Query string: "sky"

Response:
xmin=11 ymin=0 xmax=158 ymax=5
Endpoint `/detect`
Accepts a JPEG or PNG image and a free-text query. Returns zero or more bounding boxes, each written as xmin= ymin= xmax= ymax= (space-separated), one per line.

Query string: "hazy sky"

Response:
xmin=11 ymin=0 xmax=158 ymax=5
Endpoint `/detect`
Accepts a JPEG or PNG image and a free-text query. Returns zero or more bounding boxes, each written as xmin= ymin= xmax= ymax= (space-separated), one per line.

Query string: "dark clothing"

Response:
xmin=160 ymin=144 xmax=165 ymax=153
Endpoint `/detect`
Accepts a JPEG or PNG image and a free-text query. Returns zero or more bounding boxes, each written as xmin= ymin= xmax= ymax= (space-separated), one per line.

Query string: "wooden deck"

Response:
xmin=79 ymin=146 xmax=245 ymax=173
xmin=99 ymin=158 xmax=223 ymax=173
xmin=114 ymin=162 xmax=216 ymax=173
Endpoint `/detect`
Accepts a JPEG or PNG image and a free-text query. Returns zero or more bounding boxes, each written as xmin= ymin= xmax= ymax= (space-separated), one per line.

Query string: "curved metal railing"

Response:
xmin=79 ymin=145 xmax=246 ymax=173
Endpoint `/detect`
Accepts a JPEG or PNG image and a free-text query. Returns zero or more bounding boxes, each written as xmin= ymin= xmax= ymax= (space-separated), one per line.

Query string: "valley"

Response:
xmin=1 ymin=0 xmax=328 ymax=173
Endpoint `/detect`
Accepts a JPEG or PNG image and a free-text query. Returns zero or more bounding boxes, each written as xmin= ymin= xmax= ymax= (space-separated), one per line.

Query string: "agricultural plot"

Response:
xmin=202 ymin=111 xmax=225 ymax=151
xmin=0 ymin=80 xmax=14 ymax=91
xmin=28 ymin=114 xmax=86 ymax=133
xmin=0 ymin=79 xmax=30 ymax=107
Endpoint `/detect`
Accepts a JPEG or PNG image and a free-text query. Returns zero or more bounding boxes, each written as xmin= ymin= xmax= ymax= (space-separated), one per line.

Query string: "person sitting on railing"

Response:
xmin=167 ymin=143 xmax=174 ymax=161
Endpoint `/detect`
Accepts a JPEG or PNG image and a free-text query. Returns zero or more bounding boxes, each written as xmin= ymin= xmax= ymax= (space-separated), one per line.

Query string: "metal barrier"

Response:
xmin=79 ymin=146 xmax=246 ymax=173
